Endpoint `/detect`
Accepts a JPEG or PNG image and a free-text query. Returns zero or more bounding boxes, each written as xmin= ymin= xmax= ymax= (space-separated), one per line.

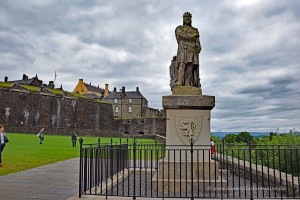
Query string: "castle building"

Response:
xmin=103 ymin=87 xmax=160 ymax=118
xmin=73 ymin=79 xmax=109 ymax=99
xmin=4 ymin=74 xmax=55 ymax=89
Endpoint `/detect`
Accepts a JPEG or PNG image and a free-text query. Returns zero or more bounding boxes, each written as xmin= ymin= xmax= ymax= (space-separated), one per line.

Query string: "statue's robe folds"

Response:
xmin=175 ymin=25 xmax=201 ymax=87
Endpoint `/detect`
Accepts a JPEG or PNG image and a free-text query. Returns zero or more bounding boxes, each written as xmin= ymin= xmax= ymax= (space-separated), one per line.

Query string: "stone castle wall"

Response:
xmin=115 ymin=118 xmax=166 ymax=136
xmin=0 ymin=89 xmax=165 ymax=136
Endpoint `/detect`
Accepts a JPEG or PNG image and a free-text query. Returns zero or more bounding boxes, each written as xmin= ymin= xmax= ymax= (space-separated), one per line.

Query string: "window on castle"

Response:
xmin=114 ymin=99 xmax=117 ymax=104
xmin=128 ymin=106 xmax=132 ymax=112
xmin=128 ymin=98 xmax=132 ymax=103
xmin=115 ymin=106 xmax=119 ymax=112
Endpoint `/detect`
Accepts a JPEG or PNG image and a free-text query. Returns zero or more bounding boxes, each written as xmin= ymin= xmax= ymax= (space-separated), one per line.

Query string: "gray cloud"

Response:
xmin=0 ymin=0 xmax=299 ymax=133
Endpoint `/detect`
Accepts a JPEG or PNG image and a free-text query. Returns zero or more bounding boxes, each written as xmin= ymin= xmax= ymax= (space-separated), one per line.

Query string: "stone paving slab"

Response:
xmin=0 ymin=158 xmax=79 ymax=200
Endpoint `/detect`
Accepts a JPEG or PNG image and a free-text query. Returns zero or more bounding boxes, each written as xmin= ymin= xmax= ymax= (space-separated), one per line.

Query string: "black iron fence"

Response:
xmin=79 ymin=139 xmax=300 ymax=199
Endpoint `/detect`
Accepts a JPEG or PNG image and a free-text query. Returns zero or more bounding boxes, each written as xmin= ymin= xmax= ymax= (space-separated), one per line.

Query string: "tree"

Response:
xmin=236 ymin=132 xmax=253 ymax=143
xmin=211 ymin=136 xmax=221 ymax=143
xmin=269 ymin=132 xmax=277 ymax=141
xmin=223 ymin=133 xmax=237 ymax=143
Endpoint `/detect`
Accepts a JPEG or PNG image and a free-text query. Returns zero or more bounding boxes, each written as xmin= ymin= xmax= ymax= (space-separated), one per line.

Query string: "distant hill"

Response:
xmin=212 ymin=132 xmax=270 ymax=138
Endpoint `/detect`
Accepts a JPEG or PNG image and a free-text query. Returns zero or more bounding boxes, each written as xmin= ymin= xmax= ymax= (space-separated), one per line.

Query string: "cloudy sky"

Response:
xmin=1 ymin=0 xmax=299 ymax=133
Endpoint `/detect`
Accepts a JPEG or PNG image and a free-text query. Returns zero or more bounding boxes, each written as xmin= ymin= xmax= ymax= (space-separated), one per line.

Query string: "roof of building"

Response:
xmin=84 ymin=82 xmax=105 ymax=93
xmin=83 ymin=93 xmax=101 ymax=99
xmin=104 ymin=91 xmax=145 ymax=99
xmin=9 ymin=77 xmax=40 ymax=85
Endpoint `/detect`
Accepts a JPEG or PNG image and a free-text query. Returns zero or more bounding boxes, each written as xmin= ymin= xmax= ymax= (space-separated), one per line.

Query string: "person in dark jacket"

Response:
xmin=0 ymin=124 xmax=6 ymax=166
xmin=71 ymin=132 xmax=77 ymax=148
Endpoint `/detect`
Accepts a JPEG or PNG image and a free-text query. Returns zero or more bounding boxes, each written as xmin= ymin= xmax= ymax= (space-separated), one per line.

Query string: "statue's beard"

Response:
xmin=183 ymin=21 xmax=191 ymax=26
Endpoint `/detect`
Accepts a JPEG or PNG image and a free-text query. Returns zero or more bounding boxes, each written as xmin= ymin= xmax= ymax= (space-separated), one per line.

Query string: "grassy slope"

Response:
xmin=0 ymin=133 xmax=155 ymax=176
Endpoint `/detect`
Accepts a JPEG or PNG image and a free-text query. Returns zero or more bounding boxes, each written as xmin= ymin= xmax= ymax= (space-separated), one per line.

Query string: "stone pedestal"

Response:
xmin=152 ymin=160 xmax=225 ymax=193
xmin=153 ymin=86 xmax=223 ymax=193
xmin=163 ymin=89 xmax=215 ymax=161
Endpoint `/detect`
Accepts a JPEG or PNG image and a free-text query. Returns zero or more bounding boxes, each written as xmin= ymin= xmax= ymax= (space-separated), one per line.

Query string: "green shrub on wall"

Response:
xmin=218 ymin=131 xmax=300 ymax=176
xmin=0 ymin=82 xmax=12 ymax=88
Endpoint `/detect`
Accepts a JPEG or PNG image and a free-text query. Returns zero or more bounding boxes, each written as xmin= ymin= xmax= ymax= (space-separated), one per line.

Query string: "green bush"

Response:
xmin=219 ymin=132 xmax=300 ymax=176
xmin=223 ymin=133 xmax=237 ymax=143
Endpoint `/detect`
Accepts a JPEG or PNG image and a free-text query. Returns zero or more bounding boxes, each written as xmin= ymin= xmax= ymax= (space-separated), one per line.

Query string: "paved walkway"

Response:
xmin=0 ymin=158 xmax=79 ymax=200
xmin=0 ymin=158 xmax=282 ymax=200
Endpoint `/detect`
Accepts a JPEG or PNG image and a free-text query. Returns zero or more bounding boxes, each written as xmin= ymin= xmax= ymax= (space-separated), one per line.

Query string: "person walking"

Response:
xmin=71 ymin=132 xmax=77 ymax=148
xmin=37 ymin=127 xmax=45 ymax=144
xmin=0 ymin=124 xmax=6 ymax=166
xmin=210 ymin=137 xmax=215 ymax=155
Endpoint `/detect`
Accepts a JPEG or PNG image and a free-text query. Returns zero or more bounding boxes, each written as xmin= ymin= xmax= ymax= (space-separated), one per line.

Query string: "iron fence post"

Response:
xmin=155 ymin=140 xmax=158 ymax=169
xmin=222 ymin=139 xmax=225 ymax=170
xmin=79 ymin=138 xmax=84 ymax=198
xmin=248 ymin=139 xmax=253 ymax=200
xmin=190 ymin=138 xmax=194 ymax=200
xmin=133 ymin=138 xmax=137 ymax=199
xmin=278 ymin=144 xmax=283 ymax=198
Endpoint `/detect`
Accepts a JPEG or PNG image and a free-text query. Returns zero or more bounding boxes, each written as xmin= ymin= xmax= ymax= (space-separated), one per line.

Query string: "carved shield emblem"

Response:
xmin=176 ymin=115 xmax=202 ymax=145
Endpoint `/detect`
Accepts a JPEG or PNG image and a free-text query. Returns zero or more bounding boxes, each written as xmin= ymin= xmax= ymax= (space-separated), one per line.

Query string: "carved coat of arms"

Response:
xmin=176 ymin=115 xmax=202 ymax=145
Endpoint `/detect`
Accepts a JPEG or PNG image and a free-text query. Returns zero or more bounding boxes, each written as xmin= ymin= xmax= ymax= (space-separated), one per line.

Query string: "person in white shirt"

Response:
xmin=37 ymin=127 xmax=45 ymax=144
xmin=0 ymin=124 xmax=6 ymax=166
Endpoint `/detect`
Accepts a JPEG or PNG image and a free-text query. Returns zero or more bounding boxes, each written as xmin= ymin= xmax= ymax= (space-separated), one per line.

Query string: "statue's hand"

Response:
xmin=192 ymin=33 xmax=199 ymax=38
xmin=194 ymin=47 xmax=201 ymax=54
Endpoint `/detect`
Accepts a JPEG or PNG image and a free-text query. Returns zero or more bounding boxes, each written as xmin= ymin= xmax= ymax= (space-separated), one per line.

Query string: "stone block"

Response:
xmin=162 ymin=95 xmax=215 ymax=110
xmin=171 ymin=86 xmax=202 ymax=95
xmin=152 ymin=176 xmax=226 ymax=193
xmin=157 ymin=160 xmax=219 ymax=180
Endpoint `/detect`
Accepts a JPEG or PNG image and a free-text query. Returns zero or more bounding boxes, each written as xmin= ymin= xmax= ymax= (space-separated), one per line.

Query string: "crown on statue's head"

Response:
xmin=183 ymin=12 xmax=192 ymax=18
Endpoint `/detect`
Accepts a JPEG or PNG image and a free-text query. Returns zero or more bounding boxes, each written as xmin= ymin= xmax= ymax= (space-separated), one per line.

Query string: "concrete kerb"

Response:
xmin=75 ymin=168 xmax=157 ymax=199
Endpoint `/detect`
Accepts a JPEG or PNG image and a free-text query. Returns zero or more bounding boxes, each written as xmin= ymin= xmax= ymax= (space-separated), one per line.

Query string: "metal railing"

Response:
xmin=79 ymin=139 xmax=300 ymax=199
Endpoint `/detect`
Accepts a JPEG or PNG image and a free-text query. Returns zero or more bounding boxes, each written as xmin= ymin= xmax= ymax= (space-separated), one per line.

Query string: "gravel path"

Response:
xmin=100 ymin=169 xmax=290 ymax=199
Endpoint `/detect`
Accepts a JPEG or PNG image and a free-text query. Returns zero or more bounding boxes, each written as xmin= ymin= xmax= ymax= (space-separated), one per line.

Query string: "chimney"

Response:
xmin=122 ymin=86 xmax=125 ymax=94
xmin=104 ymin=83 xmax=109 ymax=97
xmin=136 ymin=87 xmax=139 ymax=92
xmin=40 ymin=85 xmax=45 ymax=92
xmin=4 ymin=76 xmax=8 ymax=82
xmin=23 ymin=74 xmax=27 ymax=80
xmin=48 ymin=81 xmax=54 ymax=89
xmin=113 ymin=87 xmax=116 ymax=93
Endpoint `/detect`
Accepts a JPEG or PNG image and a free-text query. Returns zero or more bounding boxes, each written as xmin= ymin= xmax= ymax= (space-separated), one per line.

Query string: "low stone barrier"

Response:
xmin=215 ymin=153 xmax=299 ymax=197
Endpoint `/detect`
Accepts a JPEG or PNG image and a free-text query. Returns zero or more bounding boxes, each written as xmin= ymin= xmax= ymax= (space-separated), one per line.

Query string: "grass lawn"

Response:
xmin=0 ymin=133 xmax=156 ymax=176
